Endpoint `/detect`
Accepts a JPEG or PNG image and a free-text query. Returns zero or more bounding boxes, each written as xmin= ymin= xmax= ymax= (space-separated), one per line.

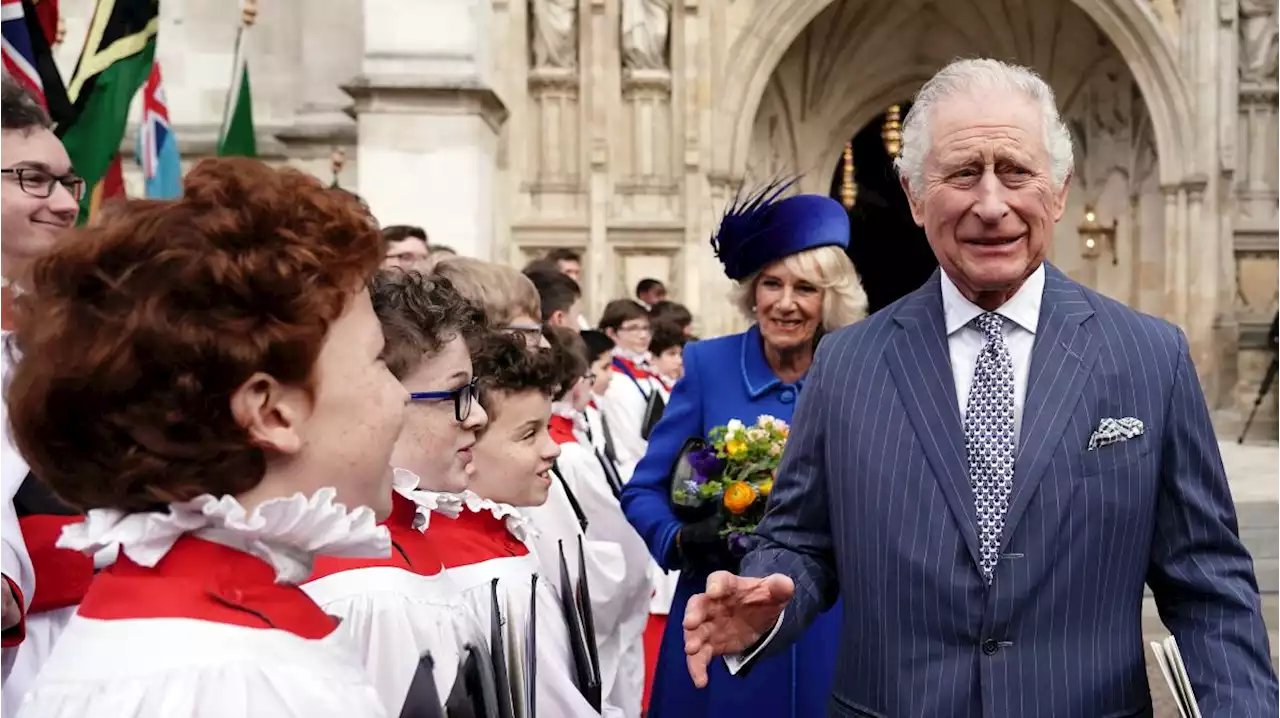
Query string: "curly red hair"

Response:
xmin=6 ymin=158 xmax=382 ymax=512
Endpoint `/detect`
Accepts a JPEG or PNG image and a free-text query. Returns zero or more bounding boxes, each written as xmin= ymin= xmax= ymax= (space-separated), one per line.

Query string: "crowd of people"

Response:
xmin=2 ymin=52 xmax=1277 ymax=718
xmin=0 ymin=55 xmax=859 ymax=716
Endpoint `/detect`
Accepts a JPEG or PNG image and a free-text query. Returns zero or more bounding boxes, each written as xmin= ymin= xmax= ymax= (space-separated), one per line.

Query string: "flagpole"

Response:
xmin=219 ymin=0 xmax=256 ymax=147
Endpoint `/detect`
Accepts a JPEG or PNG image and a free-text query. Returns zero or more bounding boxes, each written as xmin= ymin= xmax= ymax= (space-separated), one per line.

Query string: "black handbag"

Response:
xmin=667 ymin=436 xmax=716 ymax=524
xmin=640 ymin=390 xmax=666 ymax=441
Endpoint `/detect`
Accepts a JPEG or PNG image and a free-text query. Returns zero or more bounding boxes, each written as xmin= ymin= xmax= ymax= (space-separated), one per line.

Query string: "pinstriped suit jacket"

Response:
xmin=740 ymin=264 xmax=1278 ymax=717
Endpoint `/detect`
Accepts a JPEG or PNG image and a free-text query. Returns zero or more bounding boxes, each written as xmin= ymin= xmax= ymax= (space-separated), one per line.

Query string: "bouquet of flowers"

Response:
xmin=670 ymin=415 xmax=790 ymax=555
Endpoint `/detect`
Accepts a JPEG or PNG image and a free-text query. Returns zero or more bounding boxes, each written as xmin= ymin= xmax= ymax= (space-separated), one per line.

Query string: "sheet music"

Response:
xmin=1149 ymin=636 xmax=1201 ymax=718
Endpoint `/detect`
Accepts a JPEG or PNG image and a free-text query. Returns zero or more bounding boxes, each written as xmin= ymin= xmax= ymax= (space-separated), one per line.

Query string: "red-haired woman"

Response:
xmin=6 ymin=158 xmax=406 ymax=717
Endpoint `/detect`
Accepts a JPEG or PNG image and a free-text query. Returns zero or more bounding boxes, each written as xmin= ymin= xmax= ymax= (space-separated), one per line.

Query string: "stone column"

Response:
xmin=349 ymin=0 xmax=507 ymax=259
xmin=275 ymin=0 xmax=363 ymax=177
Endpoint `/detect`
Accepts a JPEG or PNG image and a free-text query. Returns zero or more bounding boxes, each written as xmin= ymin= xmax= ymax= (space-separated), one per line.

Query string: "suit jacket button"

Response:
xmin=780 ymin=389 xmax=795 ymax=404
xmin=982 ymin=639 xmax=999 ymax=655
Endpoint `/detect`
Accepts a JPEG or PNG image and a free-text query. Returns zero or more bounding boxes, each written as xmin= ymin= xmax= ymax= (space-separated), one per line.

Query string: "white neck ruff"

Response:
xmin=57 ymin=488 xmax=390 ymax=585
xmin=391 ymin=467 xmax=464 ymax=533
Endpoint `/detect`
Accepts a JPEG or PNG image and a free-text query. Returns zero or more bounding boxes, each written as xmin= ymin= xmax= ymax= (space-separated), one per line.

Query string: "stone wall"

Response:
xmin=53 ymin=0 xmax=1278 ymax=432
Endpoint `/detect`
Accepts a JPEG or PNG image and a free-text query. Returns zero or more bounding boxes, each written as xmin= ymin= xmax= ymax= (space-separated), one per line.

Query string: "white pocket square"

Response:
xmin=1088 ymin=417 xmax=1145 ymax=451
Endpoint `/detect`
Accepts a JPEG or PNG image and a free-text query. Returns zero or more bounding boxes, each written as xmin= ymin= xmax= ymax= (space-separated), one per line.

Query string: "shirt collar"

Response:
xmin=939 ymin=262 xmax=1045 ymax=336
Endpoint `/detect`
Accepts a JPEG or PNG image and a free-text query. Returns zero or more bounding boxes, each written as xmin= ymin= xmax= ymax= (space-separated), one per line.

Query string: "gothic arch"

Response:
xmin=713 ymin=0 xmax=1194 ymax=187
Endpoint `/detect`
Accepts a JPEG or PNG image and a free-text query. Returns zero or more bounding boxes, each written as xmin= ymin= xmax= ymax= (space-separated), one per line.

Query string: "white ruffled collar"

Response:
xmin=459 ymin=490 xmax=537 ymax=543
xmin=612 ymin=347 xmax=652 ymax=368
xmin=391 ymin=468 xmax=464 ymax=533
xmin=57 ymin=488 xmax=390 ymax=585
xmin=550 ymin=401 xmax=591 ymax=437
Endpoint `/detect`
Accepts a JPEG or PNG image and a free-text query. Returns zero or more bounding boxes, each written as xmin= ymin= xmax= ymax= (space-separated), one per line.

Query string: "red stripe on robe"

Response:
xmin=77 ymin=535 xmax=337 ymax=639
xmin=20 ymin=514 xmax=93 ymax=614
xmin=549 ymin=414 xmax=578 ymax=446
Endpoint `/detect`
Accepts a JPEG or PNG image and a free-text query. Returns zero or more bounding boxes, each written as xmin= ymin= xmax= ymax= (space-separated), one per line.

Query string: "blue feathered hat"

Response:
xmin=710 ymin=179 xmax=851 ymax=281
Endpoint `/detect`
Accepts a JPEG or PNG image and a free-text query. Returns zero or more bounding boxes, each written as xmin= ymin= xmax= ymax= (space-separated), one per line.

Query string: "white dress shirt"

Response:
xmin=940 ymin=263 xmax=1044 ymax=443
xmin=725 ymin=264 xmax=1048 ymax=676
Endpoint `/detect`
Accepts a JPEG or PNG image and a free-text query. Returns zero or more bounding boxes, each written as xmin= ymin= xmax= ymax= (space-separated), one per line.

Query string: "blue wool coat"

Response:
xmin=621 ymin=323 xmax=842 ymax=718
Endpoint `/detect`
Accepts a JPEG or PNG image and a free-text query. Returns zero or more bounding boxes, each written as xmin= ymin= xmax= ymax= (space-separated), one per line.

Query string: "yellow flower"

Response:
xmin=725 ymin=439 xmax=748 ymax=458
xmin=757 ymin=478 xmax=773 ymax=497
xmin=723 ymin=481 xmax=757 ymax=514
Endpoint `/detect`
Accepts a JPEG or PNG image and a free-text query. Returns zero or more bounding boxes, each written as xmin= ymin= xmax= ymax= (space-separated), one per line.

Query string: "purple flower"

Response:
xmin=727 ymin=531 xmax=752 ymax=556
xmin=688 ymin=446 xmax=725 ymax=482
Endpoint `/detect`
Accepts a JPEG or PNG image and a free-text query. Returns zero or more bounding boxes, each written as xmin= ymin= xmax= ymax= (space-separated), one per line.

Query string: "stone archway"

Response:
xmin=724 ymin=0 xmax=1181 ymax=322
xmin=714 ymin=0 xmax=1194 ymax=188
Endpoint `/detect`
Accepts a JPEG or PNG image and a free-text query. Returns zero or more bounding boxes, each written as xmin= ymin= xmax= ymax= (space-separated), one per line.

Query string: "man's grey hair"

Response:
xmin=893 ymin=58 xmax=1074 ymax=195
xmin=1 ymin=71 xmax=52 ymax=132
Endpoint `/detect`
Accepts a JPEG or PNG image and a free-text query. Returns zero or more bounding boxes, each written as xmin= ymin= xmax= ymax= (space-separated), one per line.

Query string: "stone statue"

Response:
xmin=621 ymin=0 xmax=671 ymax=71
xmin=1240 ymin=0 xmax=1279 ymax=81
xmin=531 ymin=0 xmax=578 ymax=69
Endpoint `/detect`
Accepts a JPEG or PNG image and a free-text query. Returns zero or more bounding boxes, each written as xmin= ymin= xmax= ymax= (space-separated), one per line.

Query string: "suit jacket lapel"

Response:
xmin=1001 ymin=265 xmax=1099 ymax=546
xmin=884 ymin=273 xmax=984 ymax=572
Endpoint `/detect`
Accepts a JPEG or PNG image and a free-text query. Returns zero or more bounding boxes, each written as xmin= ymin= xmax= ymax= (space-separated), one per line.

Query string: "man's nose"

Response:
xmin=971 ymin=169 xmax=1010 ymax=223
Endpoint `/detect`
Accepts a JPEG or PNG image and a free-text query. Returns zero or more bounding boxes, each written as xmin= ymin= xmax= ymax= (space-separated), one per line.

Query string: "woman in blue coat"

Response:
xmin=622 ymin=185 xmax=864 ymax=717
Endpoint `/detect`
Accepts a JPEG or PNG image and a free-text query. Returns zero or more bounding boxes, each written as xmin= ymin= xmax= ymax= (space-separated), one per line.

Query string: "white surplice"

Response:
xmin=551 ymin=408 xmax=652 ymax=718
xmin=14 ymin=489 xmax=390 ymax=718
xmin=303 ymin=469 xmax=484 ymax=714
xmin=428 ymin=492 xmax=623 ymax=718
xmin=0 ymin=331 xmax=34 ymax=614
xmin=598 ymin=351 xmax=655 ymax=471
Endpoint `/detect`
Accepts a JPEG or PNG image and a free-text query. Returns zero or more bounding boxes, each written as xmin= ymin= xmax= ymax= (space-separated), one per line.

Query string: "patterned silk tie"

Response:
xmin=964 ymin=312 xmax=1016 ymax=582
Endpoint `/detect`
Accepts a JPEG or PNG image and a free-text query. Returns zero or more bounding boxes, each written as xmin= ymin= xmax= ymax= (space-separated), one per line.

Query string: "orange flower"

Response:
xmin=723 ymin=481 xmax=757 ymax=514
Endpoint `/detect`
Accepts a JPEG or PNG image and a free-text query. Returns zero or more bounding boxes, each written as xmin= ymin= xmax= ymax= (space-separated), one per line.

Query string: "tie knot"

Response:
xmin=974 ymin=312 xmax=1005 ymax=342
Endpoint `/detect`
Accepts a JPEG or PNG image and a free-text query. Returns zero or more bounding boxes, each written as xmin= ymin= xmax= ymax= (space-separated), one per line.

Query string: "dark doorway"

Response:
xmin=829 ymin=104 xmax=938 ymax=315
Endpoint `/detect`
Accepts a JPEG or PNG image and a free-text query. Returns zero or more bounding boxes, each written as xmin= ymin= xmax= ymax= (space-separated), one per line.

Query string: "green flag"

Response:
xmin=58 ymin=0 xmax=159 ymax=222
xmin=217 ymin=16 xmax=256 ymax=157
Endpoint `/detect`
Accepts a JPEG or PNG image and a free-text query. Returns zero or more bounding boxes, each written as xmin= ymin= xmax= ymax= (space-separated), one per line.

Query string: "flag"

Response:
xmin=30 ymin=0 xmax=54 ymax=44
xmin=217 ymin=4 xmax=256 ymax=157
xmin=58 ymin=0 xmax=158 ymax=223
xmin=136 ymin=61 xmax=179 ymax=198
xmin=2 ymin=0 xmax=45 ymax=106
xmin=22 ymin=0 xmax=70 ymax=124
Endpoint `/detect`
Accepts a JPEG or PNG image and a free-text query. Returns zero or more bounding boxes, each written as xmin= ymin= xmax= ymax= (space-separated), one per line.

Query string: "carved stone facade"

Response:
xmin=56 ymin=0 xmax=1278 ymax=434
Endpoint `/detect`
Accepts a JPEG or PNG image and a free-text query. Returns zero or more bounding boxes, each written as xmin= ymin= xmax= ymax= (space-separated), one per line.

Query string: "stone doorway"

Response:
xmin=826 ymin=103 xmax=938 ymax=315
xmin=736 ymin=0 xmax=1181 ymax=323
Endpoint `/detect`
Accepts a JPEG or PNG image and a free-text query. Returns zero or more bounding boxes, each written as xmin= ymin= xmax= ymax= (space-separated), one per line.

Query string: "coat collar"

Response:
xmin=741 ymin=323 xmax=806 ymax=399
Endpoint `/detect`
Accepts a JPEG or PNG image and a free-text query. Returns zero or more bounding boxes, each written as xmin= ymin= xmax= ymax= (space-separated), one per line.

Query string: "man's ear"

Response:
xmin=548 ymin=309 xmax=566 ymax=328
xmin=1051 ymin=169 xmax=1074 ymax=222
xmin=900 ymin=177 xmax=926 ymax=228
xmin=230 ymin=372 xmax=306 ymax=455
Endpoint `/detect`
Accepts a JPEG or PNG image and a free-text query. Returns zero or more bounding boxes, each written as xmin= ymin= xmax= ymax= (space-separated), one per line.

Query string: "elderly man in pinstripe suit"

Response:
xmin=683 ymin=58 xmax=1279 ymax=717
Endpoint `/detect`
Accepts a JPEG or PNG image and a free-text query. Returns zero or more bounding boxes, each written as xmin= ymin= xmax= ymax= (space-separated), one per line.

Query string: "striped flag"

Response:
xmin=1 ymin=0 xmax=46 ymax=106
xmin=59 ymin=0 xmax=157 ymax=223
xmin=216 ymin=1 xmax=256 ymax=157
xmin=136 ymin=61 xmax=180 ymax=198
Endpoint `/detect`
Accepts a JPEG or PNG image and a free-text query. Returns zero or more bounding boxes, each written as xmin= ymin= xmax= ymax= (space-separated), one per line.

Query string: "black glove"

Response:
xmin=674 ymin=514 xmax=738 ymax=574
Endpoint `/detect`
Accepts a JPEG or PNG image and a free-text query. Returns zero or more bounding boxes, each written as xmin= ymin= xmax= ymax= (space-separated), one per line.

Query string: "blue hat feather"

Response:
xmin=710 ymin=179 xmax=851 ymax=281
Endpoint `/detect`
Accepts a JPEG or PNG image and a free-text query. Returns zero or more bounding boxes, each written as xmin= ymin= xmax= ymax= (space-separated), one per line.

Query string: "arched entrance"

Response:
xmin=826 ymin=104 xmax=938 ymax=314
xmin=730 ymin=0 xmax=1189 ymax=315
xmin=716 ymin=0 xmax=1192 ymax=187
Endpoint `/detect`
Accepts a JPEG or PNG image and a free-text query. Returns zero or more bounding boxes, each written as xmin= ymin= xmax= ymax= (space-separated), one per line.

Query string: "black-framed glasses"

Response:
xmin=1 ymin=168 xmax=86 ymax=201
xmin=409 ymin=377 xmax=480 ymax=422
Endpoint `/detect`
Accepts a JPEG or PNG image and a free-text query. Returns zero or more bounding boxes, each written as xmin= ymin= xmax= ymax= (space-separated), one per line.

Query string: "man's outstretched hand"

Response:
xmin=683 ymin=571 xmax=794 ymax=687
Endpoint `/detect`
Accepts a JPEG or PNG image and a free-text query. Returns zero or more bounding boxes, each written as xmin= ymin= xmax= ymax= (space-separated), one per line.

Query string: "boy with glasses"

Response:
xmin=304 ymin=270 xmax=491 ymax=715
xmin=597 ymin=299 xmax=656 ymax=470
xmin=0 ymin=73 xmax=86 ymax=707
